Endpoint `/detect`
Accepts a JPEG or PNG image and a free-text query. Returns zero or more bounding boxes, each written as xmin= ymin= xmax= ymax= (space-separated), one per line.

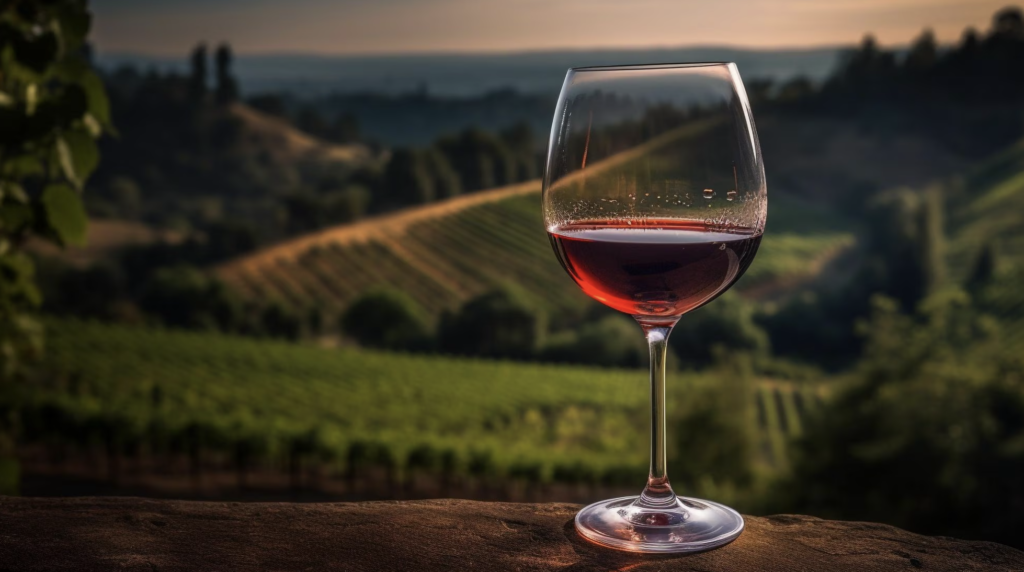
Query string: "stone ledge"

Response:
xmin=0 ymin=497 xmax=1021 ymax=571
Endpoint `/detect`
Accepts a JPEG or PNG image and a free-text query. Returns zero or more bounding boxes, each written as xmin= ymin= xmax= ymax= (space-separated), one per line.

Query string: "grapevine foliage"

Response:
xmin=0 ymin=0 xmax=110 ymax=378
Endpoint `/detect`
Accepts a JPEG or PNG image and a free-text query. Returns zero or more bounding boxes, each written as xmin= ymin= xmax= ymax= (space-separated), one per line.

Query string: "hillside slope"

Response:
xmin=217 ymin=188 xmax=854 ymax=318
xmin=946 ymin=139 xmax=1024 ymax=351
xmin=948 ymin=138 xmax=1024 ymax=278
xmin=216 ymin=121 xmax=857 ymax=317
xmin=228 ymin=103 xmax=375 ymax=165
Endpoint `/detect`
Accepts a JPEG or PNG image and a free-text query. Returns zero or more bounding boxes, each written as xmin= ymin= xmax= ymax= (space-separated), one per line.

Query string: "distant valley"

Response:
xmin=97 ymin=46 xmax=845 ymax=98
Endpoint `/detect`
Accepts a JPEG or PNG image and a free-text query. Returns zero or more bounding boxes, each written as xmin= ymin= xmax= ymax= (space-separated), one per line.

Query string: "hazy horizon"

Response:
xmin=96 ymin=45 xmax=845 ymax=98
xmin=97 ymin=42 xmax=850 ymax=59
xmin=95 ymin=42 xmax=853 ymax=60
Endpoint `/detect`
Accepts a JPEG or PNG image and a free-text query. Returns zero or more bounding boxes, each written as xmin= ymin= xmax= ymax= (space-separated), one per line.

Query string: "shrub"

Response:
xmin=542 ymin=314 xmax=647 ymax=368
xmin=341 ymin=288 xmax=430 ymax=350
xmin=261 ymin=302 xmax=302 ymax=340
xmin=669 ymin=360 xmax=756 ymax=490
xmin=782 ymin=292 xmax=1024 ymax=547
xmin=438 ymin=286 xmax=544 ymax=359
xmin=139 ymin=265 xmax=241 ymax=331
xmin=671 ymin=292 xmax=770 ymax=367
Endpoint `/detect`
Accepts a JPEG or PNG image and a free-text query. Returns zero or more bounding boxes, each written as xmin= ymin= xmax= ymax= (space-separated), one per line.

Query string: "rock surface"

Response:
xmin=0 ymin=497 xmax=1022 ymax=571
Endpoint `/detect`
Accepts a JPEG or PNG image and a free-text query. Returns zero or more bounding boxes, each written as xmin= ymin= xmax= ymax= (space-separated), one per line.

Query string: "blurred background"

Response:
xmin=2 ymin=0 xmax=1023 ymax=550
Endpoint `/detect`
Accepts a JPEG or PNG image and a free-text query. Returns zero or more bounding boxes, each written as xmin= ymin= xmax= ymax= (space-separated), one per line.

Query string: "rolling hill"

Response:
xmin=215 ymin=122 xmax=858 ymax=319
xmin=227 ymin=103 xmax=375 ymax=166
xmin=945 ymin=138 xmax=1024 ymax=350
xmin=948 ymin=138 xmax=1024 ymax=277
xmin=216 ymin=185 xmax=855 ymax=318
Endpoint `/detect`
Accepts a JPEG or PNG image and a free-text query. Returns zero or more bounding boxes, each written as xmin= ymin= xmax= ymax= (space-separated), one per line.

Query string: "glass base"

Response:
xmin=575 ymin=495 xmax=744 ymax=553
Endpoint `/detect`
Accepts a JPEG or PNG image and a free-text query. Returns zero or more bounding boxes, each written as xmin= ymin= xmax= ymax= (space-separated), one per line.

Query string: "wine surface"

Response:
xmin=548 ymin=219 xmax=762 ymax=317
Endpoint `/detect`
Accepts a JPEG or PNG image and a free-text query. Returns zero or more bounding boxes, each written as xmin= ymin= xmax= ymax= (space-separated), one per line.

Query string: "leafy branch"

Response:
xmin=0 ymin=0 xmax=110 ymax=378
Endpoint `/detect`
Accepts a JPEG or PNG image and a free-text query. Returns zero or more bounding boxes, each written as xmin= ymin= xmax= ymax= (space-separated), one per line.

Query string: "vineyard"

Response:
xmin=948 ymin=138 xmax=1024 ymax=277
xmin=11 ymin=320 xmax=825 ymax=495
xmin=216 ymin=185 xmax=856 ymax=319
xmin=945 ymin=138 xmax=1024 ymax=353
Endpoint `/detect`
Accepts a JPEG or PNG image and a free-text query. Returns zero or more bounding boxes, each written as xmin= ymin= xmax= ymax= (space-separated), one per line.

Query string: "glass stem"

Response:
xmin=636 ymin=320 xmax=678 ymax=509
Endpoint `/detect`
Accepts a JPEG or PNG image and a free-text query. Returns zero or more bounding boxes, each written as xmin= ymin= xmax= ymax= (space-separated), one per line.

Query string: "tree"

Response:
xmin=777 ymin=77 xmax=815 ymax=101
xmin=919 ymin=186 xmax=946 ymax=291
xmin=500 ymin=122 xmax=538 ymax=181
xmin=214 ymin=43 xmax=239 ymax=105
xmin=783 ymin=293 xmax=1024 ymax=548
xmin=381 ymin=148 xmax=460 ymax=207
xmin=960 ymin=27 xmax=981 ymax=54
xmin=188 ymin=43 xmax=208 ymax=102
xmin=670 ymin=356 xmax=755 ymax=491
xmin=296 ymin=106 xmax=328 ymax=137
xmin=203 ymin=221 xmax=258 ymax=261
xmin=862 ymin=186 xmax=946 ymax=311
xmin=47 ymin=263 xmax=125 ymax=320
xmin=904 ymin=29 xmax=938 ymax=71
xmin=328 ymin=113 xmax=360 ymax=144
xmin=967 ymin=241 xmax=998 ymax=291
xmin=247 ymin=94 xmax=287 ymax=117
xmin=0 ymin=0 xmax=112 ymax=379
xmin=833 ymin=34 xmax=897 ymax=88
xmin=261 ymin=302 xmax=302 ymax=340
xmin=384 ymin=148 xmax=435 ymax=205
xmin=670 ymin=292 xmax=770 ymax=367
xmin=283 ymin=192 xmax=324 ymax=234
xmin=105 ymin=176 xmax=141 ymax=219
xmin=542 ymin=314 xmax=647 ymax=368
xmin=340 ymin=289 xmax=430 ymax=350
xmin=992 ymin=6 xmax=1024 ymax=39
xmin=321 ymin=185 xmax=370 ymax=224
xmin=139 ymin=266 xmax=241 ymax=331
xmin=439 ymin=287 xmax=544 ymax=359
xmin=436 ymin=129 xmax=516 ymax=192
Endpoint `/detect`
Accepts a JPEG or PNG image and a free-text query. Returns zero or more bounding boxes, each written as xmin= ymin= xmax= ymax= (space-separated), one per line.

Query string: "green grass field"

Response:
xmin=20 ymin=319 xmax=824 ymax=484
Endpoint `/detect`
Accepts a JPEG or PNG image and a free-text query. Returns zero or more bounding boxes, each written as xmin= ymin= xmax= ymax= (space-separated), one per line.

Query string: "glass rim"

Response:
xmin=569 ymin=61 xmax=736 ymax=72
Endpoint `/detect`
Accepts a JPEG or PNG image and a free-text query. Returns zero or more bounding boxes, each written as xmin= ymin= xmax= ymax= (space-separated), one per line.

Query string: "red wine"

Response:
xmin=548 ymin=219 xmax=762 ymax=317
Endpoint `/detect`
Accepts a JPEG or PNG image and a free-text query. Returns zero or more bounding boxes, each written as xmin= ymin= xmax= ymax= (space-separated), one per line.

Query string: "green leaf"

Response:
xmin=82 ymin=113 xmax=101 ymax=137
xmin=79 ymin=70 xmax=111 ymax=129
xmin=41 ymin=183 xmax=88 ymax=247
xmin=11 ymin=30 xmax=59 ymax=74
xmin=25 ymin=83 xmax=37 ymax=115
xmin=55 ymin=84 xmax=88 ymax=123
xmin=0 ymin=202 xmax=34 ymax=234
xmin=0 ymin=181 xmax=28 ymax=203
xmin=55 ymin=7 xmax=92 ymax=56
xmin=0 ymin=252 xmax=41 ymax=307
xmin=0 ymin=106 xmax=26 ymax=146
xmin=0 ymin=154 xmax=43 ymax=180
xmin=50 ymin=57 xmax=88 ymax=83
xmin=62 ymin=129 xmax=99 ymax=186
xmin=54 ymin=136 xmax=75 ymax=185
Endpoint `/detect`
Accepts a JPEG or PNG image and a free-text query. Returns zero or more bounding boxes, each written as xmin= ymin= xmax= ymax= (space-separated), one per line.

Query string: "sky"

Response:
xmin=91 ymin=0 xmax=1012 ymax=56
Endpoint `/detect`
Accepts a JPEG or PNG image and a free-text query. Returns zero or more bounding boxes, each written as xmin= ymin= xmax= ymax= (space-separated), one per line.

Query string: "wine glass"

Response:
xmin=543 ymin=63 xmax=766 ymax=553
